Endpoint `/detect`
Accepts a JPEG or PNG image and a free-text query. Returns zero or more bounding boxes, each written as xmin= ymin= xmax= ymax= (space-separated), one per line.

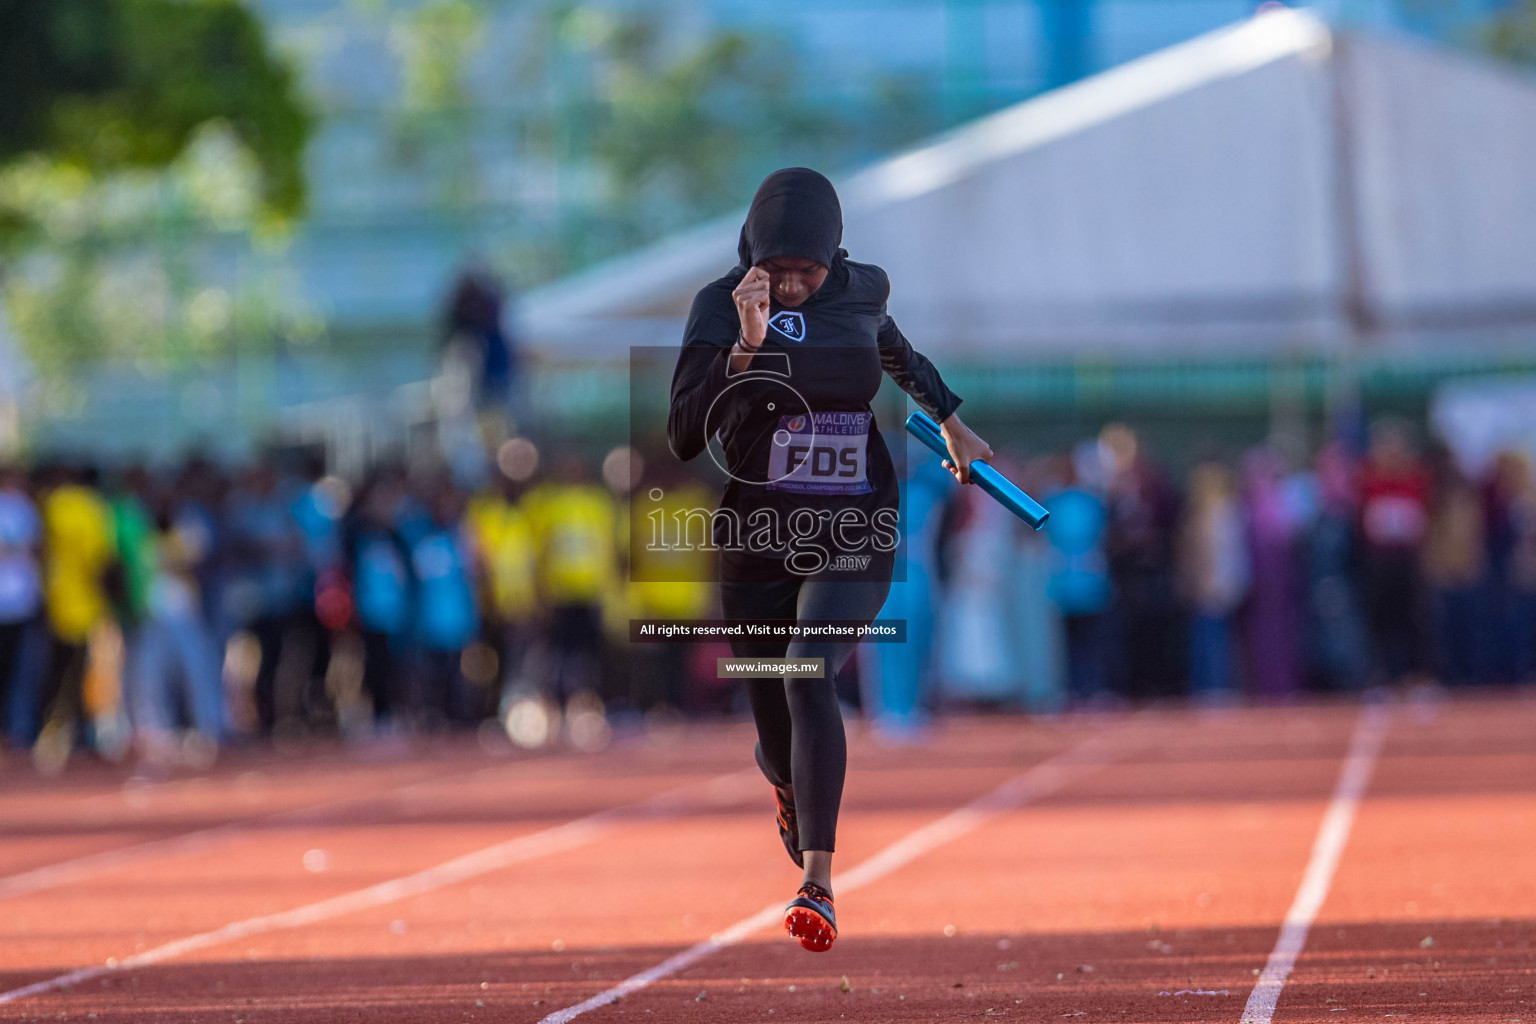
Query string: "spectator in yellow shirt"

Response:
xmin=467 ymin=475 xmax=538 ymax=698
xmin=626 ymin=467 xmax=715 ymax=711
xmin=38 ymin=466 xmax=118 ymax=751
xmin=522 ymin=456 xmax=617 ymax=704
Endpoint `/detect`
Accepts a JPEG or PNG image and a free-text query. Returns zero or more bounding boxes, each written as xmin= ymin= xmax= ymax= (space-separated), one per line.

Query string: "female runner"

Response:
xmin=668 ymin=168 xmax=993 ymax=952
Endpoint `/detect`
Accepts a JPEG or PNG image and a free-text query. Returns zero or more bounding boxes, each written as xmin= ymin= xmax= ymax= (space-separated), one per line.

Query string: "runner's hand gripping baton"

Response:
xmin=904 ymin=411 xmax=1050 ymax=530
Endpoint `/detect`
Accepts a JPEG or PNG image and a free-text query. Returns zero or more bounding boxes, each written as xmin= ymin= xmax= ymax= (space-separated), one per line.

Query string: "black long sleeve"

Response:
xmin=668 ymin=279 xmax=741 ymax=461
xmin=668 ymin=261 xmax=963 ymax=485
xmin=877 ymin=313 xmax=962 ymax=423
xmin=667 ymin=340 xmax=731 ymax=461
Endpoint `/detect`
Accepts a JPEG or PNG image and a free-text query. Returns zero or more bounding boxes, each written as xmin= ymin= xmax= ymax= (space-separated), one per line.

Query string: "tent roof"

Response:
xmin=521 ymin=8 xmax=1536 ymax=360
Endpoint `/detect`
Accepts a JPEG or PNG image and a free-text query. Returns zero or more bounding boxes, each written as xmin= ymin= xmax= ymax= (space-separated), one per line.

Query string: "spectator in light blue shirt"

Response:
xmin=1045 ymin=446 xmax=1114 ymax=705
xmin=0 ymin=466 xmax=44 ymax=747
xmin=408 ymin=480 xmax=480 ymax=726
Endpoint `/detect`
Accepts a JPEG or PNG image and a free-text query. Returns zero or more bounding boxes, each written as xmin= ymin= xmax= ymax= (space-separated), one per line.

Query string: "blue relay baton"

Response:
xmin=904 ymin=411 xmax=1050 ymax=530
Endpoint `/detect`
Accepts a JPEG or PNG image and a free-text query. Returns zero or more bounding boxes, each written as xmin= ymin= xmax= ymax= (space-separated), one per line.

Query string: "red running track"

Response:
xmin=1 ymin=691 xmax=1533 ymax=1023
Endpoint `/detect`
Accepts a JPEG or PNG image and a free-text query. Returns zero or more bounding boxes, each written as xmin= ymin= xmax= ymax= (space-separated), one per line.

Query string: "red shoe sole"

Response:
xmin=784 ymin=905 xmax=836 ymax=952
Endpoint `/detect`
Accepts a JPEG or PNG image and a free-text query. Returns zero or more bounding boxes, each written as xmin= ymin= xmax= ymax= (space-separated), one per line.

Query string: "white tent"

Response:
xmin=519 ymin=8 xmax=1536 ymax=361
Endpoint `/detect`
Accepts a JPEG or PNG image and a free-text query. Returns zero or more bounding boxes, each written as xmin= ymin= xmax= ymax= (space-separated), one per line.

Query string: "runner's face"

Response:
xmin=757 ymin=257 xmax=828 ymax=308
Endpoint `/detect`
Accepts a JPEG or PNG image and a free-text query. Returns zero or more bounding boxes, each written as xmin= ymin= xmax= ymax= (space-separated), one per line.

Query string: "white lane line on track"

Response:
xmin=0 ymin=759 xmax=528 ymax=901
xmin=1239 ymin=700 xmax=1393 ymax=1024
xmin=0 ymin=768 xmax=758 ymax=1005
xmin=537 ymin=726 xmax=1135 ymax=1024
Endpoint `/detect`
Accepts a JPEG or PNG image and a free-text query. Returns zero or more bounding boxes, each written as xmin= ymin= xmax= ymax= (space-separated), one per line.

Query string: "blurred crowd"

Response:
xmin=0 ymin=444 xmax=699 ymax=773
xmin=900 ymin=417 xmax=1536 ymax=723
xmin=3 ymin=412 xmax=1533 ymax=773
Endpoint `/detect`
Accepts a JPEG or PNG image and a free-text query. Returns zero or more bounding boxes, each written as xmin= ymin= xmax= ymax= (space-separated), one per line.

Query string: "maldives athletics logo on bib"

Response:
xmin=769 ymin=310 xmax=806 ymax=342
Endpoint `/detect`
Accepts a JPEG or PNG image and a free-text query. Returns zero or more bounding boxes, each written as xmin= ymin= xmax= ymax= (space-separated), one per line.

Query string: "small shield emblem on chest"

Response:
xmin=769 ymin=310 xmax=806 ymax=342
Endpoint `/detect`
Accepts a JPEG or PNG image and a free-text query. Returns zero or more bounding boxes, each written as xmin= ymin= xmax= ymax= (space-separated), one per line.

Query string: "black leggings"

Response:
xmin=720 ymin=572 xmax=891 ymax=852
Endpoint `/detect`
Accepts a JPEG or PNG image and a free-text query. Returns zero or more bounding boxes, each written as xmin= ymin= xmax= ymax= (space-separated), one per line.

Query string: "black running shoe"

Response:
xmin=774 ymin=786 xmax=804 ymax=868
xmin=784 ymin=881 xmax=837 ymax=952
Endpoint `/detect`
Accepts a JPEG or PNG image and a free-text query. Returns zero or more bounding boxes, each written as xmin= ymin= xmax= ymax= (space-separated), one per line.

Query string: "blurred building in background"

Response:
xmin=9 ymin=0 xmax=1523 ymax=457
xmin=243 ymin=0 xmax=1515 ymax=344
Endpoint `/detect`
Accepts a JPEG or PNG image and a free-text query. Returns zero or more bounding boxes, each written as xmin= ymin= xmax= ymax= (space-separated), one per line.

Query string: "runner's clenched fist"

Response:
xmin=732 ymin=266 xmax=772 ymax=349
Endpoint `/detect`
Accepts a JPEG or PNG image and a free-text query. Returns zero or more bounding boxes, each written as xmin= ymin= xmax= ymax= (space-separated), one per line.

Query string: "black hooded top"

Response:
xmin=736 ymin=167 xmax=846 ymax=269
xmin=668 ymin=168 xmax=962 ymax=579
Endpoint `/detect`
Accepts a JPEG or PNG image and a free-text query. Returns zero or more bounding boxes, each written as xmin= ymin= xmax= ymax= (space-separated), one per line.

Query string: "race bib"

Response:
xmin=767 ymin=411 xmax=872 ymax=494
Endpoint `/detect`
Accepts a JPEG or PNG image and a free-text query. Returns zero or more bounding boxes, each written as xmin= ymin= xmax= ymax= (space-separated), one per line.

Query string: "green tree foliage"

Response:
xmin=0 ymin=0 xmax=937 ymax=381
xmin=379 ymin=1 xmax=929 ymax=279
xmin=0 ymin=0 xmax=315 ymax=385
xmin=590 ymin=17 xmax=835 ymax=222
xmin=385 ymin=0 xmax=488 ymax=210
xmin=0 ymin=0 xmax=312 ymax=233
xmin=1487 ymin=0 xmax=1536 ymax=65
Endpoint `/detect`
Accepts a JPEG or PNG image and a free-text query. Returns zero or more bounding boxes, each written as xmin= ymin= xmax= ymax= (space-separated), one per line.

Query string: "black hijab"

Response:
xmin=737 ymin=168 xmax=845 ymax=269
